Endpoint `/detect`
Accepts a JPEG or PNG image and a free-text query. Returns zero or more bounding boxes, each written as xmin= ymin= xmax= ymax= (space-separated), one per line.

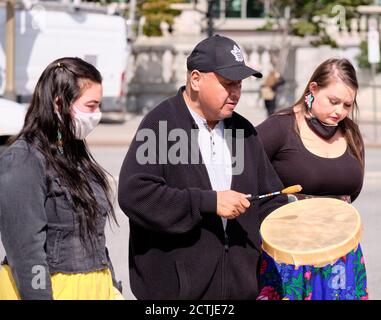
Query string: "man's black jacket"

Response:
xmin=118 ymin=87 xmax=287 ymax=299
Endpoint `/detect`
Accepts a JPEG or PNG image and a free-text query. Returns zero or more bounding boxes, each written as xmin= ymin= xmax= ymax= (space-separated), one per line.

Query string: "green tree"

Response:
xmin=81 ymin=0 xmax=124 ymax=3
xmin=137 ymin=0 xmax=185 ymax=37
xmin=264 ymin=0 xmax=372 ymax=47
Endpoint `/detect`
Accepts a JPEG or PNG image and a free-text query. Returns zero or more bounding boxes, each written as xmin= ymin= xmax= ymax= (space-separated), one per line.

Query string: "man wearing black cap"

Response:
xmin=118 ymin=35 xmax=287 ymax=299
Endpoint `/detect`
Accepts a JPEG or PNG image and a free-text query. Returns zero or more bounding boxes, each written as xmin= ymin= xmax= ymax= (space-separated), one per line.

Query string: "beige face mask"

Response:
xmin=72 ymin=106 xmax=102 ymax=140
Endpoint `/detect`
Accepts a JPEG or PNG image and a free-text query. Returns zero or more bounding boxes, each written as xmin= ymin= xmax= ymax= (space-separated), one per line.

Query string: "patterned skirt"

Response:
xmin=257 ymin=245 xmax=368 ymax=300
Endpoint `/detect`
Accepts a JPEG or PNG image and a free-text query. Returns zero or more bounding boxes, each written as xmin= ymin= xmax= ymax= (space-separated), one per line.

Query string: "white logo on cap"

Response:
xmin=231 ymin=45 xmax=244 ymax=62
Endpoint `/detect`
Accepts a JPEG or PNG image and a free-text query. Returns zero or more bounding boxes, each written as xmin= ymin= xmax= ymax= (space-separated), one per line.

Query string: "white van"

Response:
xmin=0 ymin=97 xmax=26 ymax=154
xmin=0 ymin=5 xmax=128 ymax=114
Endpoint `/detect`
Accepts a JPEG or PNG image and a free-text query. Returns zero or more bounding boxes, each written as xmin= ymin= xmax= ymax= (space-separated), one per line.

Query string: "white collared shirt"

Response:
xmin=186 ymin=105 xmax=232 ymax=230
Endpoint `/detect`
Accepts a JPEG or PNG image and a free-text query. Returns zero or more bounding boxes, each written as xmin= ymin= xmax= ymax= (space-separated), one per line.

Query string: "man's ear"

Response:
xmin=189 ymin=70 xmax=202 ymax=92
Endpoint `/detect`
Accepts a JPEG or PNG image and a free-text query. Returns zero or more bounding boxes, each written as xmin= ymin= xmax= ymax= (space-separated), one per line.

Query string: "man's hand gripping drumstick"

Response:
xmin=216 ymin=190 xmax=251 ymax=220
xmin=216 ymin=185 xmax=302 ymax=220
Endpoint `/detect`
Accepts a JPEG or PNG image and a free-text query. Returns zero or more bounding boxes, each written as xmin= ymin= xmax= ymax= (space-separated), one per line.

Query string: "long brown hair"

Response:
xmin=12 ymin=57 xmax=118 ymax=247
xmin=278 ymin=58 xmax=364 ymax=171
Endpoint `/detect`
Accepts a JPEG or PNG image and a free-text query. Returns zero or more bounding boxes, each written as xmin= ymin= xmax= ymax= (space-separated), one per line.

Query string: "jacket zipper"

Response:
xmin=221 ymin=230 xmax=229 ymax=299
xmin=224 ymin=232 xmax=229 ymax=252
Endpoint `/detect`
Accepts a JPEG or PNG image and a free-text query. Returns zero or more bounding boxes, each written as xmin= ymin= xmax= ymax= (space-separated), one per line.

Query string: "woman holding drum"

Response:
xmin=255 ymin=58 xmax=368 ymax=300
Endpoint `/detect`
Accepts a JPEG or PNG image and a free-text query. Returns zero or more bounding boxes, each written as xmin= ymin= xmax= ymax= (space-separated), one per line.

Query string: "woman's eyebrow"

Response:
xmin=85 ymin=100 xmax=100 ymax=104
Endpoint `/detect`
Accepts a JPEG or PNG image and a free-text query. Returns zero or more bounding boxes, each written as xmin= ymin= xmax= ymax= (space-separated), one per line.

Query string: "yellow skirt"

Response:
xmin=0 ymin=265 xmax=124 ymax=300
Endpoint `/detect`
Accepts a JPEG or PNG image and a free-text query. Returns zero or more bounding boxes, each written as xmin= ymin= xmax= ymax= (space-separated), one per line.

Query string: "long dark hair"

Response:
xmin=277 ymin=58 xmax=364 ymax=171
xmin=13 ymin=57 xmax=118 ymax=245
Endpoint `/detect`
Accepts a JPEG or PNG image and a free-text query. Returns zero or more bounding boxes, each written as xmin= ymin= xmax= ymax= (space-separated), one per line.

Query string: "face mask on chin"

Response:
xmin=305 ymin=111 xmax=339 ymax=140
xmin=72 ymin=105 xmax=102 ymax=140
xmin=304 ymin=92 xmax=339 ymax=140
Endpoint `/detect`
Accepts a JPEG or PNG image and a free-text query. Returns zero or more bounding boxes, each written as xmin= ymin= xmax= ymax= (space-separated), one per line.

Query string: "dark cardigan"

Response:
xmin=118 ymin=87 xmax=287 ymax=299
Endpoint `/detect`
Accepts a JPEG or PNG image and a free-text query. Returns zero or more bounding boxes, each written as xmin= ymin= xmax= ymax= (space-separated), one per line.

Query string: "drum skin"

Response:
xmin=260 ymin=198 xmax=362 ymax=267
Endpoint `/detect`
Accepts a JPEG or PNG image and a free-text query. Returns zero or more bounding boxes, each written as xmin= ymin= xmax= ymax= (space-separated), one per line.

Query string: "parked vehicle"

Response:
xmin=0 ymin=98 xmax=26 ymax=154
xmin=0 ymin=4 xmax=129 ymax=118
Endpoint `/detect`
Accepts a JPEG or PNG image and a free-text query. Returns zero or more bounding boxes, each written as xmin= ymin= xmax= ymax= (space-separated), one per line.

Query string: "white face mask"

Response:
xmin=72 ymin=105 xmax=102 ymax=140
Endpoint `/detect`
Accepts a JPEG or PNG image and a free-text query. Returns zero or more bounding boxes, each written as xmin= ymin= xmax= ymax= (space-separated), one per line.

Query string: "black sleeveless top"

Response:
xmin=256 ymin=112 xmax=364 ymax=202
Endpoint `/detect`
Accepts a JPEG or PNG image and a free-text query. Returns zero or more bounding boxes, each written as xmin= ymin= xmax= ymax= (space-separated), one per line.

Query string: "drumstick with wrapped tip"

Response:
xmin=246 ymin=185 xmax=302 ymax=201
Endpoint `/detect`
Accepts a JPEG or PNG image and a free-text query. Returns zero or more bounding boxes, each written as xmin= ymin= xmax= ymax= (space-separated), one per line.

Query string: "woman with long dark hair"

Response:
xmin=256 ymin=58 xmax=368 ymax=300
xmin=0 ymin=57 xmax=122 ymax=299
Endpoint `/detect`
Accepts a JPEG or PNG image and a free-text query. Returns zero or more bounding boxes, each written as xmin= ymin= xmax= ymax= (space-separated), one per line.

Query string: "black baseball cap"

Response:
xmin=187 ymin=34 xmax=263 ymax=81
